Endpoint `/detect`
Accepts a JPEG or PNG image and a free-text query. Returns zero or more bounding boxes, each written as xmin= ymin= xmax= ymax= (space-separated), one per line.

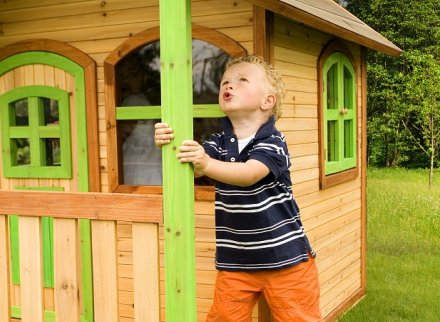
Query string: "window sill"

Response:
xmin=320 ymin=167 xmax=358 ymax=189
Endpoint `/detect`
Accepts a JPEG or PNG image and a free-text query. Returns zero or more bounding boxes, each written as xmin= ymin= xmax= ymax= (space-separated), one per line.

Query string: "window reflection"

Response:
xmin=116 ymin=39 xmax=228 ymax=186
xmin=44 ymin=138 xmax=61 ymax=166
xmin=12 ymin=99 xmax=29 ymax=126
xmin=41 ymin=97 xmax=60 ymax=126
xmin=12 ymin=138 xmax=30 ymax=166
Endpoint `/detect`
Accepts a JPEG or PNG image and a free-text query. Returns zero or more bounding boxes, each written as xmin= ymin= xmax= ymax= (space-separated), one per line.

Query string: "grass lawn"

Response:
xmin=338 ymin=167 xmax=440 ymax=322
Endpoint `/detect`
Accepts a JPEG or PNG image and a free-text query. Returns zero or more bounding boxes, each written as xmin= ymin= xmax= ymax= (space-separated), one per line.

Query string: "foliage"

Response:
xmin=339 ymin=167 xmax=440 ymax=322
xmin=344 ymin=0 xmax=440 ymax=172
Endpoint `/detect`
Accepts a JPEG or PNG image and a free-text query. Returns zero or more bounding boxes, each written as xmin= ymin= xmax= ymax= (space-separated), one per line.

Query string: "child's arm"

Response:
xmin=178 ymin=140 xmax=270 ymax=187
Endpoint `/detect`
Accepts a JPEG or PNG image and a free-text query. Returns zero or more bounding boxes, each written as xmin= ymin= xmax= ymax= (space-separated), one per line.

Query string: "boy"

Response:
xmin=155 ymin=55 xmax=323 ymax=322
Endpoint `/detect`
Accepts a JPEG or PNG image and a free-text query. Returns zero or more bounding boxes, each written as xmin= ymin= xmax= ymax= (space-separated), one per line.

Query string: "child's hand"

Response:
xmin=155 ymin=123 xmax=174 ymax=146
xmin=177 ymin=140 xmax=210 ymax=177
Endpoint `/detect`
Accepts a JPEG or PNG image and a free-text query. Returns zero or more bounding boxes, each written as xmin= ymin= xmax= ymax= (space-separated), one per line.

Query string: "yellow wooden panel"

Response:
xmin=275 ymin=15 xmax=329 ymax=43
xmin=0 ymin=215 xmax=11 ymax=322
xmin=301 ymin=188 xmax=360 ymax=225
xmin=319 ymin=248 xmax=360 ymax=292
xmin=14 ymin=66 xmax=25 ymax=87
xmin=18 ymin=216 xmax=44 ymax=322
xmin=23 ymin=65 xmax=33 ymax=86
xmin=276 ymin=117 xmax=318 ymax=132
xmin=291 ymin=168 xmax=320 ymax=186
xmin=275 ymin=46 xmax=318 ymax=69
xmin=297 ymin=177 xmax=360 ymax=209
xmin=132 ymin=223 xmax=160 ymax=322
xmin=91 ymin=220 xmax=118 ymax=322
xmin=54 ymin=218 xmax=80 ymax=322
xmin=312 ymin=211 xmax=361 ymax=252
xmin=320 ymin=269 xmax=361 ymax=316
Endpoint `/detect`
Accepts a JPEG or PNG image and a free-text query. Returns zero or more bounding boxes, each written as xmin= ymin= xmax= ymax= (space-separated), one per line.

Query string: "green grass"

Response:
xmin=339 ymin=167 xmax=440 ymax=322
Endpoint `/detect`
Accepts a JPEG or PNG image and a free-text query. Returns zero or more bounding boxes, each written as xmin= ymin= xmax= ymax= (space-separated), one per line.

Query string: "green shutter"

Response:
xmin=323 ymin=52 xmax=357 ymax=175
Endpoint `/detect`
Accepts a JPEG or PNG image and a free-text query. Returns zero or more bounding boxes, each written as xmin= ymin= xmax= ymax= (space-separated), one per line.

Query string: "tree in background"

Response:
xmin=344 ymin=0 xmax=440 ymax=181
xmin=402 ymin=53 xmax=440 ymax=187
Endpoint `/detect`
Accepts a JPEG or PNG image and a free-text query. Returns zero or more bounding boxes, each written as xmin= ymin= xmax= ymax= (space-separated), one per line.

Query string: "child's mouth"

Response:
xmin=223 ymin=92 xmax=232 ymax=100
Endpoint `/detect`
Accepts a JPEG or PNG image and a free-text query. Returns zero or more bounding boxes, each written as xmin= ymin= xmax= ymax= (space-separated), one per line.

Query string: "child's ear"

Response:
xmin=261 ymin=93 xmax=276 ymax=111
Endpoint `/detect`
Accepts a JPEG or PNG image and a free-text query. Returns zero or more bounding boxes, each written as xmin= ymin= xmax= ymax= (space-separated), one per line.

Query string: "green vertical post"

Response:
xmin=159 ymin=1 xmax=197 ymax=322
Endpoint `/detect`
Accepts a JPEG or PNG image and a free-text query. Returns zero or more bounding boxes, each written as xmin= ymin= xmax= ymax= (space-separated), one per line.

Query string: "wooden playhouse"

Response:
xmin=0 ymin=1 xmax=401 ymax=321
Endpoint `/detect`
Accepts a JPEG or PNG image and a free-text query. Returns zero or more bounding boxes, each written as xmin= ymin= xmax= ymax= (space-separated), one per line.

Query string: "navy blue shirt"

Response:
xmin=203 ymin=116 xmax=315 ymax=271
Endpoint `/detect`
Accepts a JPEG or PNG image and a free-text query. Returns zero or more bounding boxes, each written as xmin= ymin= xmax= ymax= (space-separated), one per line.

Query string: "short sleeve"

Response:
xmin=249 ymin=135 xmax=291 ymax=179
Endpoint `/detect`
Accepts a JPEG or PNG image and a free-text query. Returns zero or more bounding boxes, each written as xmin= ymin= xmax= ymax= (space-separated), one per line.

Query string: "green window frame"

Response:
xmin=323 ymin=52 xmax=357 ymax=176
xmin=105 ymin=26 xmax=246 ymax=191
xmin=0 ymin=85 xmax=72 ymax=178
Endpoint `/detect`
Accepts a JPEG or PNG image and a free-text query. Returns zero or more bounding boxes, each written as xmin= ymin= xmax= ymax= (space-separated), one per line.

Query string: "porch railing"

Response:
xmin=0 ymin=190 xmax=162 ymax=322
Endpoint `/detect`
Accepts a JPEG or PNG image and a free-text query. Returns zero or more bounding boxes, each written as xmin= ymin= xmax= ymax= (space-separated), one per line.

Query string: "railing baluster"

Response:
xmin=0 ymin=215 xmax=11 ymax=322
xmin=133 ymin=222 xmax=160 ymax=322
xmin=54 ymin=218 xmax=80 ymax=322
xmin=19 ymin=216 xmax=44 ymax=322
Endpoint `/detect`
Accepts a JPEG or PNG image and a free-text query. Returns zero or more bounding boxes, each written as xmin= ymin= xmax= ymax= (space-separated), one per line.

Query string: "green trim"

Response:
xmin=9 ymin=215 xmax=20 ymax=285
xmin=0 ymin=86 xmax=72 ymax=178
xmin=193 ymin=104 xmax=224 ymax=118
xmin=116 ymin=106 xmax=161 ymax=119
xmin=160 ymin=0 xmax=197 ymax=321
xmin=323 ymin=52 xmax=357 ymax=175
xmin=0 ymin=51 xmax=94 ymax=322
xmin=115 ymin=104 xmax=224 ymax=120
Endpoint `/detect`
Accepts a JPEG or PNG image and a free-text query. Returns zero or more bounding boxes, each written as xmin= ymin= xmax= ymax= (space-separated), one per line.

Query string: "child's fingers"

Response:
xmin=154 ymin=122 xmax=169 ymax=129
xmin=154 ymin=123 xmax=174 ymax=146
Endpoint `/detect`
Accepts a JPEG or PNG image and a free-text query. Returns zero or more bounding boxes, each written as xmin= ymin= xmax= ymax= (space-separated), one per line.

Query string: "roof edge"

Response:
xmin=247 ymin=0 xmax=402 ymax=56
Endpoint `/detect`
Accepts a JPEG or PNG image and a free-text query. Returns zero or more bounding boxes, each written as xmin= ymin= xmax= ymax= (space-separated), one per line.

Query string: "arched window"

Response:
xmin=318 ymin=41 xmax=358 ymax=188
xmin=105 ymin=26 xmax=246 ymax=192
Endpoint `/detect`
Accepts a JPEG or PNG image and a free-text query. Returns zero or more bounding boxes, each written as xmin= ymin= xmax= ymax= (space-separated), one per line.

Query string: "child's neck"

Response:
xmin=229 ymin=116 xmax=267 ymax=139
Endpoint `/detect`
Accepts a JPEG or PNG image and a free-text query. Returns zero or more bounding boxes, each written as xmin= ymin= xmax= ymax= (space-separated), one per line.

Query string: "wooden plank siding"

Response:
xmin=273 ymin=14 xmax=365 ymax=318
xmin=0 ymin=1 xmax=367 ymax=321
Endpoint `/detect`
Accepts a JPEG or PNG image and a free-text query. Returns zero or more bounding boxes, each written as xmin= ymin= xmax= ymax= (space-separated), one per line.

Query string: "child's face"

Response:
xmin=219 ymin=62 xmax=272 ymax=118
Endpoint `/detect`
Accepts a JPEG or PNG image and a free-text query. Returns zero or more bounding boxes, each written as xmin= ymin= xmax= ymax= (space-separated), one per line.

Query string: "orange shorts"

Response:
xmin=206 ymin=253 xmax=323 ymax=322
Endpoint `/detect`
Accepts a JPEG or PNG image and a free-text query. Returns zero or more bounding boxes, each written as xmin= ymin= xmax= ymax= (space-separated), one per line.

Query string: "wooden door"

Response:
xmin=0 ymin=51 xmax=94 ymax=322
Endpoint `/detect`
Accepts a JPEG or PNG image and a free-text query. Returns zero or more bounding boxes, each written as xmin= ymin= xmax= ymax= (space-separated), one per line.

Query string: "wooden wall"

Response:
xmin=272 ymin=15 xmax=365 ymax=318
xmin=0 ymin=1 xmax=365 ymax=321
xmin=0 ymin=0 xmax=255 ymax=321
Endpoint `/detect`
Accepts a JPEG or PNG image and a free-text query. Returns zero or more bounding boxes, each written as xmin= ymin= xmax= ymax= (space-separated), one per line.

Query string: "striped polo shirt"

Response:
xmin=203 ymin=116 xmax=315 ymax=271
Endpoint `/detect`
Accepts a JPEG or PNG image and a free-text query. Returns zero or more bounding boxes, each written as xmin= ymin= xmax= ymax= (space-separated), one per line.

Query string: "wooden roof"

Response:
xmin=248 ymin=0 xmax=402 ymax=56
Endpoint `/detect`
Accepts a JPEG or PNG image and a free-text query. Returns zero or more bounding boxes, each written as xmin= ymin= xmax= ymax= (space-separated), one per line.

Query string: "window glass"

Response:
xmin=12 ymin=99 xmax=29 ymax=126
xmin=115 ymin=39 xmax=229 ymax=185
xmin=41 ymin=98 xmax=59 ymax=126
xmin=344 ymin=120 xmax=353 ymax=158
xmin=326 ymin=64 xmax=338 ymax=110
xmin=327 ymin=121 xmax=338 ymax=162
xmin=43 ymin=138 xmax=61 ymax=166
xmin=12 ymin=138 xmax=30 ymax=166
xmin=343 ymin=66 xmax=353 ymax=110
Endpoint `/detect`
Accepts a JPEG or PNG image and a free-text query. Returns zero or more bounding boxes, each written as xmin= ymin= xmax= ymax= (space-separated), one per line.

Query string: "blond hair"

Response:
xmin=226 ymin=55 xmax=285 ymax=120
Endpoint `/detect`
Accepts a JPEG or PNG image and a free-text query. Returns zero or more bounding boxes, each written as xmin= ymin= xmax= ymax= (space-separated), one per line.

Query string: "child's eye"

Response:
xmin=240 ymin=78 xmax=248 ymax=82
xmin=221 ymin=81 xmax=229 ymax=86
